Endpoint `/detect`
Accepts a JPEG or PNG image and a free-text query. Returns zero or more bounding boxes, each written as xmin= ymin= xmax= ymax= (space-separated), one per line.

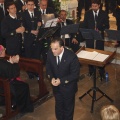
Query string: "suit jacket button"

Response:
xmin=65 ymin=80 xmax=69 ymax=84
xmin=48 ymin=75 xmax=50 ymax=78
xmin=10 ymin=33 xmax=14 ymax=35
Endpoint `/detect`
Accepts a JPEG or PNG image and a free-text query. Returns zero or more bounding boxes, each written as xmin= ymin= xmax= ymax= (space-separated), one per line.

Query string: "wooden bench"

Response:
xmin=0 ymin=56 xmax=49 ymax=119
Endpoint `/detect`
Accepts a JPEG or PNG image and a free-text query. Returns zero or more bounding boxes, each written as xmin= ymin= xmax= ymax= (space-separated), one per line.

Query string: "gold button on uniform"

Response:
xmin=65 ymin=80 xmax=69 ymax=84
xmin=48 ymin=75 xmax=50 ymax=79
xmin=10 ymin=33 xmax=14 ymax=35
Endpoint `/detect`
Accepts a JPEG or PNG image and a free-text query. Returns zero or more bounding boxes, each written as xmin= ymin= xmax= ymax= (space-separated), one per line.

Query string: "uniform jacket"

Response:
xmin=1 ymin=14 xmax=23 ymax=55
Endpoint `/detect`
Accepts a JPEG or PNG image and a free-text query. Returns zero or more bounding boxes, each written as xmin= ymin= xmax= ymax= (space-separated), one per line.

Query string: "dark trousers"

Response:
xmin=54 ymin=91 xmax=75 ymax=120
xmin=10 ymin=80 xmax=34 ymax=113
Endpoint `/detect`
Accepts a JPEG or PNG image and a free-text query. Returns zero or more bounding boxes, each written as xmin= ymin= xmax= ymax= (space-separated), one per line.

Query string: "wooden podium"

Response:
xmin=76 ymin=46 xmax=116 ymax=112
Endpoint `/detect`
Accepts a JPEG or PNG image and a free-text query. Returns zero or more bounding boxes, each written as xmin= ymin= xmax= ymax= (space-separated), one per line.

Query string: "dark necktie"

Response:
xmin=62 ymin=22 xmax=64 ymax=27
xmin=43 ymin=10 xmax=44 ymax=14
xmin=31 ymin=13 xmax=34 ymax=18
xmin=94 ymin=12 xmax=98 ymax=29
xmin=94 ymin=11 xmax=98 ymax=22
xmin=57 ymin=56 xmax=60 ymax=67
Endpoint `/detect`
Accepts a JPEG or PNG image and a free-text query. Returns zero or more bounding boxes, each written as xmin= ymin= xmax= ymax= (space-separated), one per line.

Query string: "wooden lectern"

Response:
xmin=76 ymin=46 xmax=116 ymax=112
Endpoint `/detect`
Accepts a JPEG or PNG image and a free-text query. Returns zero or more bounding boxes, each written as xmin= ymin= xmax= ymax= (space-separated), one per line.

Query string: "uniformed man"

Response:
xmin=1 ymin=1 xmax=25 ymax=56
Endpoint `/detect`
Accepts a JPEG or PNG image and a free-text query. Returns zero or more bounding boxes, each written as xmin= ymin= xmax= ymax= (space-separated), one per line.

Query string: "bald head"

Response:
xmin=40 ymin=0 xmax=47 ymax=10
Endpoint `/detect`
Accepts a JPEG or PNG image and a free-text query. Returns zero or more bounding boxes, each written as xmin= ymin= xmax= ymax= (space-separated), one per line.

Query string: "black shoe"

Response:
xmin=29 ymin=74 xmax=34 ymax=79
xmin=27 ymin=72 xmax=34 ymax=79
xmin=11 ymin=104 xmax=17 ymax=110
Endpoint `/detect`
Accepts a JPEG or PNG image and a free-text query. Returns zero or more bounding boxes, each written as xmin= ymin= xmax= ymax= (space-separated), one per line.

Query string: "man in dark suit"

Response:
xmin=55 ymin=10 xmax=80 ymax=53
xmin=46 ymin=37 xmax=80 ymax=120
xmin=0 ymin=45 xmax=34 ymax=113
xmin=0 ymin=0 xmax=8 ymax=47
xmin=83 ymin=0 xmax=109 ymax=80
xmin=39 ymin=0 xmax=55 ymax=15
xmin=22 ymin=0 xmax=42 ymax=59
xmin=22 ymin=0 xmax=42 ymax=79
xmin=1 ymin=2 xmax=25 ymax=56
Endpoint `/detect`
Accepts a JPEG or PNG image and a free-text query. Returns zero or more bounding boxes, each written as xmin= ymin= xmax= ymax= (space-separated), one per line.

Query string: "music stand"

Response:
xmin=105 ymin=29 xmax=120 ymax=41
xmin=60 ymin=23 xmax=80 ymax=35
xmin=79 ymin=28 xmax=103 ymax=49
xmin=77 ymin=46 xmax=115 ymax=112
xmin=60 ymin=23 xmax=80 ymax=48
xmin=78 ymin=29 xmax=114 ymax=112
xmin=79 ymin=28 xmax=104 ymax=80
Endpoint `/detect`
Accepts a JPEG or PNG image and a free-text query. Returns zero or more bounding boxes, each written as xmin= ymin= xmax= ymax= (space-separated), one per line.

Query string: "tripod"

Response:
xmin=79 ymin=65 xmax=113 ymax=112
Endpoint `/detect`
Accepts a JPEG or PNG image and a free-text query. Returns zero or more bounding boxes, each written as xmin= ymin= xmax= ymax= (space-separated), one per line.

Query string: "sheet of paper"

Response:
xmin=93 ymin=53 xmax=109 ymax=62
xmin=44 ymin=18 xmax=58 ymax=28
xmin=77 ymin=50 xmax=98 ymax=60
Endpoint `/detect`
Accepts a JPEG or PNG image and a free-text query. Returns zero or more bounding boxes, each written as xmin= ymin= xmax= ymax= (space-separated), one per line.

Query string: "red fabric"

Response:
xmin=11 ymin=77 xmax=24 ymax=82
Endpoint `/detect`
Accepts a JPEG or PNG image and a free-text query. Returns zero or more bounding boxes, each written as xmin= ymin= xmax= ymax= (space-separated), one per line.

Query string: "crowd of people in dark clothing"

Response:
xmin=0 ymin=0 xmax=120 ymax=60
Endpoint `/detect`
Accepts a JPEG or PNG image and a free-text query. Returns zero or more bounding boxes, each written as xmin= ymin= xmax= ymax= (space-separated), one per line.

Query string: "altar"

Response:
xmin=60 ymin=0 xmax=78 ymax=19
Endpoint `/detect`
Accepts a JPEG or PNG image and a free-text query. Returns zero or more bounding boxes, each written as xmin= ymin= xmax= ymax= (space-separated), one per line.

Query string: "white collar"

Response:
xmin=93 ymin=9 xmax=99 ymax=15
xmin=58 ymin=48 xmax=64 ymax=61
xmin=9 ymin=14 xmax=16 ymax=19
xmin=40 ymin=8 xmax=46 ymax=13
xmin=28 ymin=10 xmax=34 ymax=16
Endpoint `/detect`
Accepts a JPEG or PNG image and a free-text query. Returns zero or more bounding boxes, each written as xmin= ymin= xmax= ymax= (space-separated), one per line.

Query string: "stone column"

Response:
xmin=60 ymin=0 xmax=78 ymax=19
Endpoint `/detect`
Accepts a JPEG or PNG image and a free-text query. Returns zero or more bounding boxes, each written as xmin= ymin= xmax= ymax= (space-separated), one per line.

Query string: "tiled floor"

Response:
xmin=18 ymin=63 xmax=120 ymax=120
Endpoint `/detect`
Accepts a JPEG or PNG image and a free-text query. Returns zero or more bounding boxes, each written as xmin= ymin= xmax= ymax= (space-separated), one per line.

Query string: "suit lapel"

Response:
xmin=90 ymin=10 xmax=95 ymax=22
xmin=26 ymin=10 xmax=32 ymax=20
xmin=52 ymin=55 xmax=58 ymax=68
xmin=97 ymin=10 xmax=102 ymax=22
xmin=59 ymin=48 xmax=67 ymax=67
